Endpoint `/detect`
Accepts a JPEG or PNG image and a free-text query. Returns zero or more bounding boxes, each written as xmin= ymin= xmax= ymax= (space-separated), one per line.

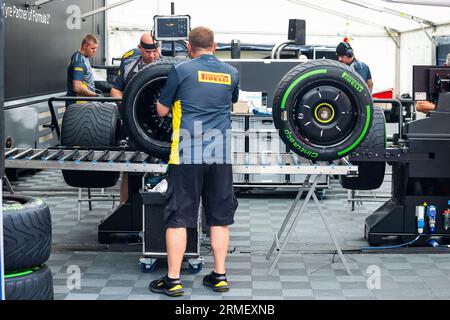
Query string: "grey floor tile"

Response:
xmin=282 ymin=289 xmax=314 ymax=297
xmin=279 ymin=275 xmax=309 ymax=282
xmin=310 ymin=281 xmax=341 ymax=290
xmin=313 ymin=289 xmax=345 ymax=300
xmin=97 ymin=295 xmax=132 ymax=300
xmin=128 ymin=294 xmax=162 ymax=300
xmin=342 ymin=289 xmax=376 ymax=298
xmin=189 ymin=295 xmax=222 ymax=300
xmin=340 ymin=282 xmax=371 ymax=290
xmin=252 ymin=289 xmax=283 ymax=297
xmin=281 ymin=282 xmax=311 ymax=290
xmin=252 ymin=281 xmax=282 ymax=290
xmin=54 ymin=294 xmax=68 ymax=300
xmin=99 ymin=287 xmax=133 ymax=295
xmin=105 ymin=280 xmax=137 ymax=287
xmin=65 ymin=293 xmax=99 ymax=300
xmin=80 ymin=279 xmax=108 ymax=287
xmin=222 ymin=288 xmax=253 ymax=297
xmin=68 ymin=287 xmax=103 ymax=294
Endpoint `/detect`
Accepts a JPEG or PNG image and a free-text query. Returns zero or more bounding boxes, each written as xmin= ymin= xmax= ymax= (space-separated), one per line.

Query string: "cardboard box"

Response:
xmin=233 ymin=101 xmax=249 ymax=113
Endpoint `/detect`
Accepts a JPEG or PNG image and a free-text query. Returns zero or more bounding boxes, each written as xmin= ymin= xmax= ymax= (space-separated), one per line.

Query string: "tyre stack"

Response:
xmin=3 ymin=195 xmax=54 ymax=300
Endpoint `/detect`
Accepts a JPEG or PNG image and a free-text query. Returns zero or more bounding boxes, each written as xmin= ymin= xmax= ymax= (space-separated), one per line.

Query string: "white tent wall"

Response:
xmin=399 ymin=24 xmax=450 ymax=95
xmin=107 ymin=0 xmax=450 ymax=93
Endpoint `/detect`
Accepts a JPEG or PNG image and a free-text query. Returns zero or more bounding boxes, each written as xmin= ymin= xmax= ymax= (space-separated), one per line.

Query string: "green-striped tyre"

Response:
xmin=5 ymin=265 xmax=54 ymax=300
xmin=272 ymin=59 xmax=373 ymax=161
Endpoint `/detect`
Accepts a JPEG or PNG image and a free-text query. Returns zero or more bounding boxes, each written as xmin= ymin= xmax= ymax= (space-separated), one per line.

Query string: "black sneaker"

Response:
xmin=203 ymin=272 xmax=230 ymax=292
xmin=149 ymin=276 xmax=184 ymax=297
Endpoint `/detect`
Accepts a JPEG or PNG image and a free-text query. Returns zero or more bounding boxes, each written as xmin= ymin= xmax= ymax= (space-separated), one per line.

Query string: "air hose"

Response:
xmin=361 ymin=234 xmax=422 ymax=251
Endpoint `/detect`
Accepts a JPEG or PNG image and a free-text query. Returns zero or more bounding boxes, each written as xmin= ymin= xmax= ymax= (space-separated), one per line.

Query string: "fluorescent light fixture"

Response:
xmin=382 ymin=0 xmax=450 ymax=7
xmin=80 ymin=0 xmax=135 ymax=20
xmin=33 ymin=0 xmax=56 ymax=7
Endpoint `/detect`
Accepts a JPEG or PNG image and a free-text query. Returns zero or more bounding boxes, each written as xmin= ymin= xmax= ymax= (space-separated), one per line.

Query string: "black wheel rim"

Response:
xmin=132 ymin=77 xmax=173 ymax=144
xmin=291 ymin=81 xmax=358 ymax=147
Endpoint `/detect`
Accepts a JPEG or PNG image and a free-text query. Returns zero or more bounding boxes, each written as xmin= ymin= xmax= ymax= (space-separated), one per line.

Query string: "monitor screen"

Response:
xmin=154 ymin=15 xmax=190 ymax=41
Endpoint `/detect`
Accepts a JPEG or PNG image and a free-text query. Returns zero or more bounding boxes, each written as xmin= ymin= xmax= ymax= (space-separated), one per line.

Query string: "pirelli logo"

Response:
xmin=198 ymin=71 xmax=231 ymax=85
xmin=74 ymin=67 xmax=84 ymax=72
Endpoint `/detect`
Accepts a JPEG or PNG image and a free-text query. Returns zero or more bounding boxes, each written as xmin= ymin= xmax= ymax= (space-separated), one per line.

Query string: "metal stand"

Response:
xmin=77 ymin=188 xmax=118 ymax=221
xmin=3 ymin=175 xmax=14 ymax=194
xmin=266 ymin=174 xmax=352 ymax=276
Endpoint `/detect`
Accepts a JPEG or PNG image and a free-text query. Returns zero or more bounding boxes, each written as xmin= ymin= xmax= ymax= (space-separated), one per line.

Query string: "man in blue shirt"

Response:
xmin=67 ymin=35 xmax=99 ymax=104
xmin=149 ymin=26 xmax=239 ymax=297
xmin=110 ymin=33 xmax=161 ymax=204
xmin=111 ymin=33 xmax=160 ymax=99
xmin=336 ymin=40 xmax=373 ymax=92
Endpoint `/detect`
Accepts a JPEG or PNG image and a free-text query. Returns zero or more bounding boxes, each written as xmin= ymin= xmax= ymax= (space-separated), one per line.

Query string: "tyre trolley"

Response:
xmin=139 ymin=172 xmax=204 ymax=274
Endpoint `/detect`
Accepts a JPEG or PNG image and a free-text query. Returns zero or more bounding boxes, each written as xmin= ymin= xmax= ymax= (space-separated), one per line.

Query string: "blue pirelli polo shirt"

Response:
xmin=159 ymin=54 xmax=239 ymax=165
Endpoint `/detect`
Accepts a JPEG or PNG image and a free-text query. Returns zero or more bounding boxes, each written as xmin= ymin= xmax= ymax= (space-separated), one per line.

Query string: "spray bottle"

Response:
xmin=427 ymin=205 xmax=437 ymax=234
xmin=443 ymin=200 xmax=450 ymax=231
xmin=416 ymin=203 xmax=426 ymax=234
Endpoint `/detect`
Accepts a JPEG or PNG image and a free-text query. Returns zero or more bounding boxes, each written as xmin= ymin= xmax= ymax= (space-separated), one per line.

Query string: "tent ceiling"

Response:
xmin=106 ymin=0 xmax=449 ymax=37
xmin=287 ymin=0 xmax=449 ymax=33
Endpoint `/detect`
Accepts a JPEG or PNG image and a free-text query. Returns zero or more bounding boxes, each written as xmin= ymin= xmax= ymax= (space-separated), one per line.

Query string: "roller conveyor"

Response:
xmin=4 ymin=148 xmax=358 ymax=176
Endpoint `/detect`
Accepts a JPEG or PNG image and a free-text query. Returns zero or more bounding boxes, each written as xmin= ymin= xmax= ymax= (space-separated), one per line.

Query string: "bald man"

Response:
xmin=111 ymin=33 xmax=161 ymax=98
xmin=111 ymin=33 xmax=161 ymax=204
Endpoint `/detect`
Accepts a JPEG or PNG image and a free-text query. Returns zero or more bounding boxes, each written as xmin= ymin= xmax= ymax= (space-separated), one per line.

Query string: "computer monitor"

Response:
xmin=413 ymin=65 xmax=450 ymax=103
xmin=153 ymin=15 xmax=190 ymax=41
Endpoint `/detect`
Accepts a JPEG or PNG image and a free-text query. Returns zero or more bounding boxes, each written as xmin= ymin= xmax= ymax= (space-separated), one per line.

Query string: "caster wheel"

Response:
xmin=188 ymin=262 xmax=203 ymax=274
xmin=140 ymin=261 xmax=157 ymax=273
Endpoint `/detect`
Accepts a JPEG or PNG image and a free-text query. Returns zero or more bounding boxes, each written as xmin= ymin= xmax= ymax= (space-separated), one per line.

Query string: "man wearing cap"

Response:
xmin=111 ymin=33 xmax=161 ymax=204
xmin=416 ymin=53 xmax=450 ymax=114
xmin=336 ymin=40 xmax=373 ymax=93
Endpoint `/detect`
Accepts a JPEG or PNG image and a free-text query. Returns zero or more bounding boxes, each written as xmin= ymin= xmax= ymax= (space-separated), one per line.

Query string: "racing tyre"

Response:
xmin=273 ymin=59 xmax=373 ymax=161
xmin=3 ymin=195 xmax=52 ymax=272
xmin=61 ymin=102 xmax=122 ymax=188
xmin=5 ymin=265 xmax=54 ymax=300
xmin=122 ymin=59 xmax=179 ymax=160
xmin=340 ymin=106 xmax=386 ymax=190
